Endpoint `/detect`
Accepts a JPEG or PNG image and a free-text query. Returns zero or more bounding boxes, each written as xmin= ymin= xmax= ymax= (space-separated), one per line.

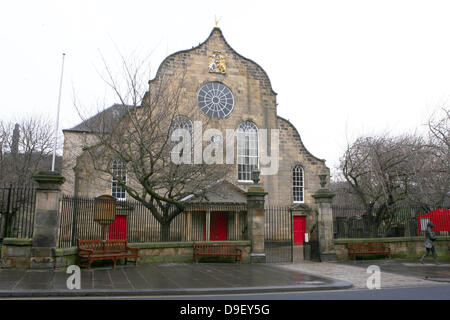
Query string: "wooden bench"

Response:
xmin=77 ymin=239 xmax=139 ymax=269
xmin=193 ymin=243 xmax=242 ymax=263
xmin=347 ymin=242 xmax=391 ymax=260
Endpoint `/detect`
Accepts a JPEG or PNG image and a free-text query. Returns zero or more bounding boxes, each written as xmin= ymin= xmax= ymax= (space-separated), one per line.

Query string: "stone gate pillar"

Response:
xmin=30 ymin=171 xmax=65 ymax=269
xmin=312 ymin=173 xmax=336 ymax=262
xmin=246 ymin=169 xmax=267 ymax=263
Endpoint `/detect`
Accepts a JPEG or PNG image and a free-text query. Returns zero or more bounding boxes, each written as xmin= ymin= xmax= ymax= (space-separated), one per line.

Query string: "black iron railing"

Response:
xmin=57 ymin=195 xmax=247 ymax=248
xmin=264 ymin=205 xmax=293 ymax=263
xmin=0 ymin=185 xmax=36 ymax=240
xmin=332 ymin=204 xmax=450 ymax=239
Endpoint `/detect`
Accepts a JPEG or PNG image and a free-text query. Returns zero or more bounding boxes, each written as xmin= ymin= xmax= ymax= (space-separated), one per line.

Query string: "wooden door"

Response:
xmin=210 ymin=211 xmax=228 ymax=241
xmin=293 ymin=216 xmax=306 ymax=245
xmin=109 ymin=215 xmax=127 ymax=240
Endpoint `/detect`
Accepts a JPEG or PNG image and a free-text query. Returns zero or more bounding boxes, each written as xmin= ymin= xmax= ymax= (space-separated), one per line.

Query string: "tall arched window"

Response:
xmin=237 ymin=121 xmax=258 ymax=181
xmin=293 ymin=165 xmax=304 ymax=203
xmin=171 ymin=115 xmax=193 ymax=134
xmin=111 ymin=160 xmax=126 ymax=200
xmin=170 ymin=115 xmax=193 ymax=162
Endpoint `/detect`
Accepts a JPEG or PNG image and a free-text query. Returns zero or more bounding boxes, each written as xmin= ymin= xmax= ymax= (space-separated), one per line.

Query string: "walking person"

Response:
xmin=419 ymin=221 xmax=439 ymax=265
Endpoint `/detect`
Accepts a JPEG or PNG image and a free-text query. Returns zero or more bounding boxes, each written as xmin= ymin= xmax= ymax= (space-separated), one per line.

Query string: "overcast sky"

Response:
xmin=1 ymin=0 xmax=450 ymax=178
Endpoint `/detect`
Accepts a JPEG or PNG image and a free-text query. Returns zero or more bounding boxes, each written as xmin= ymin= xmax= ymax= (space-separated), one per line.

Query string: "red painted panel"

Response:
xmin=109 ymin=215 xmax=127 ymax=240
xmin=293 ymin=216 xmax=306 ymax=245
xmin=417 ymin=209 xmax=450 ymax=232
xmin=210 ymin=211 xmax=228 ymax=241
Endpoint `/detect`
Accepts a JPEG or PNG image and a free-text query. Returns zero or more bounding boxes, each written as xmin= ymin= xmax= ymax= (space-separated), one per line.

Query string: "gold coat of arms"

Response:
xmin=208 ymin=50 xmax=226 ymax=74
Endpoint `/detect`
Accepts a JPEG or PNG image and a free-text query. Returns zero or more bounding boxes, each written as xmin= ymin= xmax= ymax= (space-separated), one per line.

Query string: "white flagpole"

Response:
xmin=52 ymin=53 xmax=66 ymax=172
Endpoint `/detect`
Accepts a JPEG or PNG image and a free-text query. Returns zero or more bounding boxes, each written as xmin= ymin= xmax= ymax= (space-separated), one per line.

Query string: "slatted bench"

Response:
xmin=347 ymin=242 xmax=391 ymax=260
xmin=77 ymin=239 xmax=139 ymax=269
xmin=193 ymin=243 xmax=242 ymax=263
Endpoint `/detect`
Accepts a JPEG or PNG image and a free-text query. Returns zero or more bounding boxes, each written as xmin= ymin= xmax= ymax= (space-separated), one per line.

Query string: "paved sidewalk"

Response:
xmin=338 ymin=259 xmax=450 ymax=283
xmin=0 ymin=263 xmax=352 ymax=297
xmin=279 ymin=260 xmax=450 ymax=289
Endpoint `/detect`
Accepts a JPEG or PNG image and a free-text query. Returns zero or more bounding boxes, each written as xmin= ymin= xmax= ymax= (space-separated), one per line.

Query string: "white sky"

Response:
xmin=1 ymin=0 xmax=450 ymax=178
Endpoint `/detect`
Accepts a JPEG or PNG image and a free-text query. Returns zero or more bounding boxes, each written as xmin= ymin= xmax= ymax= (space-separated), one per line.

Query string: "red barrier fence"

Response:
xmin=417 ymin=208 xmax=450 ymax=233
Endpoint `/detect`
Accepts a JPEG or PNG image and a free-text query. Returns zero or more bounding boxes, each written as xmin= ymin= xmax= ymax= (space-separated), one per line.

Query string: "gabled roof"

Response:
xmin=63 ymin=104 xmax=133 ymax=133
xmin=182 ymin=179 xmax=247 ymax=204
xmin=149 ymin=27 xmax=277 ymax=96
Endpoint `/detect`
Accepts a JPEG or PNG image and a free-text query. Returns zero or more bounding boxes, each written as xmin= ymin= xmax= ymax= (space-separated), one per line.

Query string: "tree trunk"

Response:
xmin=160 ymin=223 xmax=171 ymax=242
xmin=364 ymin=206 xmax=378 ymax=238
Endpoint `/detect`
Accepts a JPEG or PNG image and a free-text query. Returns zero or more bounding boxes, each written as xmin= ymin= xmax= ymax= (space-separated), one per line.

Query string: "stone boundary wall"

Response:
xmin=334 ymin=236 xmax=450 ymax=260
xmin=54 ymin=240 xmax=252 ymax=268
xmin=1 ymin=238 xmax=33 ymax=268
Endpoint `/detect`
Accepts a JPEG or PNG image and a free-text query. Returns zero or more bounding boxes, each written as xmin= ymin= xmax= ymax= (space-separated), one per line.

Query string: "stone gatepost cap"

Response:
xmin=311 ymin=189 xmax=335 ymax=202
xmin=247 ymin=185 xmax=268 ymax=196
xmin=312 ymin=188 xmax=335 ymax=199
xmin=33 ymin=171 xmax=66 ymax=184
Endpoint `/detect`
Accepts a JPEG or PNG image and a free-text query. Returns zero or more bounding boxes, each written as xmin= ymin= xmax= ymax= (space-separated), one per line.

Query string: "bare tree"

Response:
xmin=428 ymin=108 xmax=450 ymax=150
xmin=330 ymin=180 xmax=361 ymax=207
xmin=0 ymin=117 xmax=56 ymax=185
xmin=339 ymin=133 xmax=430 ymax=235
xmin=77 ymin=55 xmax=231 ymax=241
xmin=408 ymin=108 xmax=450 ymax=207
xmin=0 ymin=117 xmax=56 ymax=240
xmin=338 ymin=107 xmax=450 ymax=235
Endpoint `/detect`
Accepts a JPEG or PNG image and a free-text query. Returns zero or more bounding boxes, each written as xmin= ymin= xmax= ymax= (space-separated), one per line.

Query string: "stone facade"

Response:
xmin=61 ymin=27 xmax=329 ymax=209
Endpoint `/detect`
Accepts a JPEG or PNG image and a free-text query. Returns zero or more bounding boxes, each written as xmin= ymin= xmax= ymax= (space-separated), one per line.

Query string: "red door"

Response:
xmin=293 ymin=216 xmax=306 ymax=245
xmin=109 ymin=215 xmax=127 ymax=240
xmin=210 ymin=211 xmax=228 ymax=241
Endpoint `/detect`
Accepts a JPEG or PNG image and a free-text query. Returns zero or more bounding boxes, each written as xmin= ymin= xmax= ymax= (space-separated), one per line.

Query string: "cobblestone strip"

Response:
xmin=278 ymin=262 xmax=440 ymax=289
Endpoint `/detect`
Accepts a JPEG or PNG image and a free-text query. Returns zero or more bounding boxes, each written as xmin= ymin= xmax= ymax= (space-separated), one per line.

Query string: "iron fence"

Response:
xmin=333 ymin=204 xmax=450 ymax=239
xmin=57 ymin=195 xmax=247 ymax=248
xmin=264 ymin=205 xmax=293 ymax=263
xmin=0 ymin=185 xmax=36 ymax=240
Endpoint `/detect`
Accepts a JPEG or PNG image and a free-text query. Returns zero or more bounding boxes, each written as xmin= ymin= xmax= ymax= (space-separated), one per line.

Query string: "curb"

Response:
xmin=0 ymin=281 xmax=353 ymax=298
xmin=424 ymin=277 xmax=450 ymax=283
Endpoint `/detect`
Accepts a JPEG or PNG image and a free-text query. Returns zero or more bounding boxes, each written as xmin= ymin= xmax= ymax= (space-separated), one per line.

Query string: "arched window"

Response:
xmin=170 ymin=115 xmax=193 ymax=161
xmin=237 ymin=121 xmax=258 ymax=181
xmin=111 ymin=160 xmax=126 ymax=200
xmin=293 ymin=165 xmax=304 ymax=203
xmin=171 ymin=115 xmax=193 ymax=134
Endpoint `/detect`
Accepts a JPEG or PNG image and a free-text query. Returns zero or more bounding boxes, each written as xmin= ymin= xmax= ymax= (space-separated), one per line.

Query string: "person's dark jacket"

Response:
xmin=424 ymin=221 xmax=437 ymax=249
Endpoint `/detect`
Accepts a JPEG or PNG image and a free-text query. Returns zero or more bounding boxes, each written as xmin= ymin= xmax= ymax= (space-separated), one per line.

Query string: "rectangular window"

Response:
xmin=112 ymin=160 xmax=126 ymax=200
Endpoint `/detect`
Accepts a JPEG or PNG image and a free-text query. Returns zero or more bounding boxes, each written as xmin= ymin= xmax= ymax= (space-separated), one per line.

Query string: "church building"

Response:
xmin=61 ymin=27 xmax=331 ymax=248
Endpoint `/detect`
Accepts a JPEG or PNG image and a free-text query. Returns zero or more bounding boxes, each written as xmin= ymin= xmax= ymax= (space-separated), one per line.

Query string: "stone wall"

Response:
xmin=334 ymin=237 xmax=450 ymax=260
xmin=54 ymin=241 xmax=252 ymax=268
xmin=1 ymin=238 xmax=32 ymax=268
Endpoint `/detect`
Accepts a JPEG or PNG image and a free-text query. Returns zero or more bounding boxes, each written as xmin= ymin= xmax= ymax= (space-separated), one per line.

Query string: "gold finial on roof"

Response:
xmin=215 ymin=15 xmax=221 ymax=28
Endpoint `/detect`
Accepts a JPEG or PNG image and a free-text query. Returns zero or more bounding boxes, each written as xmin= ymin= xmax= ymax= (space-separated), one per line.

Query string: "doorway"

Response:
xmin=210 ymin=211 xmax=228 ymax=241
xmin=293 ymin=216 xmax=306 ymax=261
xmin=293 ymin=216 xmax=306 ymax=245
xmin=109 ymin=215 xmax=127 ymax=240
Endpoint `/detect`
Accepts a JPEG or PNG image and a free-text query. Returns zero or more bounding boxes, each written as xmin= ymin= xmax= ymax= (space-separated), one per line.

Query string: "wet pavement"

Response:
xmin=338 ymin=259 xmax=450 ymax=282
xmin=0 ymin=263 xmax=352 ymax=297
xmin=280 ymin=259 xmax=450 ymax=289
